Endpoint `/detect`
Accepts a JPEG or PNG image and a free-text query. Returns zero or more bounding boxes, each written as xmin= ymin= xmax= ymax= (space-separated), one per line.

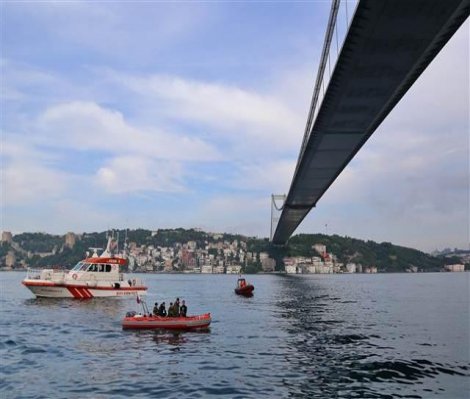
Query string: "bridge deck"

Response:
xmin=272 ymin=0 xmax=469 ymax=245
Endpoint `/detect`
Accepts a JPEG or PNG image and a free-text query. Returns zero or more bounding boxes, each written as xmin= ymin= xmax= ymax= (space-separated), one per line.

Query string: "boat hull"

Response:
xmin=234 ymin=285 xmax=254 ymax=296
xmin=122 ymin=313 xmax=211 ymax=330
xmin=22 ymin=280 xmax=147 ymax=299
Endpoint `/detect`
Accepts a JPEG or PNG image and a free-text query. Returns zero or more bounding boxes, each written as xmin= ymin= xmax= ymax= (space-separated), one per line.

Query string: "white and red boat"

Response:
xmin=122 ymin=312 xmax=211 ymax=330
xmin=22 ymin=237 xmax=147 ymax=299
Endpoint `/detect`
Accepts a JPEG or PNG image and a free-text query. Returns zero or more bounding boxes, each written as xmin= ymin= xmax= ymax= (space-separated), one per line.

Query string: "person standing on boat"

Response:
xmin=168 ymin=302 xmax=175 ymax=317
xmin=158 ymin=302 xmax=167 ymax=317
xmin=153 ymin=302 xmax=159 ymax=316
xmin=175 ymin=298 xmax=180 ymax=317
xmin=180 ymin=300 xmax=187 ymax=317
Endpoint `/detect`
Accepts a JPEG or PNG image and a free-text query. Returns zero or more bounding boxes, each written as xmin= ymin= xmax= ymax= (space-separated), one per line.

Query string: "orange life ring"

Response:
xmin=72 ymin=273 xmax=78 ymax=280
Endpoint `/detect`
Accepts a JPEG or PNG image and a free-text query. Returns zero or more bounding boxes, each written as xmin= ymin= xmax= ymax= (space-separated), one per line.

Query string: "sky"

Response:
xmin=1 ymin=1 xmax=468 ymax=253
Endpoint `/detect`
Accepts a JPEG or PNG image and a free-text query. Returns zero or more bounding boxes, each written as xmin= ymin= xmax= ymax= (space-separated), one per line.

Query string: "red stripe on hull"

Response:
xmin=23 ymin=281 xmax=147 ymax=291
xmin=77 ymin=287 xmax=89 ymax=299
xmin=67 ymin=287 xmax=81 ymax=299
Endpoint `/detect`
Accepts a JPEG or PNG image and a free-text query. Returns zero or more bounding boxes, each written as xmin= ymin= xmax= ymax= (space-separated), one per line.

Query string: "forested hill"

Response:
xmin=1 ymin=229 xmax=462 ymax=272
xmin=267 ymin=234 xmax=459 ymax=272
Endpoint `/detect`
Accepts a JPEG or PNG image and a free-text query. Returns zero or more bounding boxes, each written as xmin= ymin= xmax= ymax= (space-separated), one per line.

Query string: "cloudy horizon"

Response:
xmin=1 ymin=2 xmax=468 ymax=253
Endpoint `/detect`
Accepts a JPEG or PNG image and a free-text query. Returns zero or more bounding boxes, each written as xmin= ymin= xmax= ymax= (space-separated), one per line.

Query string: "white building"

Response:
xmin=285 ymin=264 xmax=297 ymax=274
xmin=201 ymin=265 xmax=213 ymax=274
xmin=306 ymin=265 xmax=317 ymax=274
xmin=226 ymin=265 xmax=242 ymax=274
xmin=261 ymin=257 xmax=276 ymax=272
xmin=444 ymin=264 xmax=465 ymax=272
xmin=213 ymin=265 xmax=225 ymax=274
xmin=346 ymin=263 xmax=357 ymax=273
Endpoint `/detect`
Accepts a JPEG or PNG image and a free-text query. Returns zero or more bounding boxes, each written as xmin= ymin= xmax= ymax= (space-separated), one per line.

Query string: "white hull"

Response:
xmin=23 ymin=249 xmax=147 ymax=299
xmin=23 ymin=281 xmax=147 ymax=299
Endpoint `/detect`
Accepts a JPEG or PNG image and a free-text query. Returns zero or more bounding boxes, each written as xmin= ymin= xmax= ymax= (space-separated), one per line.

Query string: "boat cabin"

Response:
xmin=69 ymin=257 xmax=127 ymax=282
xmin=237 ymin=278 xmax=247 ymax=288
xmin=71 ymin=258 xmax=125 ymax=274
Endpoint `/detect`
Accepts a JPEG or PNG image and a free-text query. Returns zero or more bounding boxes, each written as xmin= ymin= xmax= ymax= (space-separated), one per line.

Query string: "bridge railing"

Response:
xmin=298 ymin=0 xmax=358 ymax=162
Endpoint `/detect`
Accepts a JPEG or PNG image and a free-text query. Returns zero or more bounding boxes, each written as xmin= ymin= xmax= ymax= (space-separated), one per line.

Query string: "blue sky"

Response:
xmin=1 ymin=1 xmax=468 ymax=252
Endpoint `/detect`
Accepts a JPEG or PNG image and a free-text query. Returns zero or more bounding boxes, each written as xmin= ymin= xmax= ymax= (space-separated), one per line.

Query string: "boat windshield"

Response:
xmin=71 ymin=262 xmax=113 ymax=272
xmin=72 ymin=262 xmax=85 ymax=271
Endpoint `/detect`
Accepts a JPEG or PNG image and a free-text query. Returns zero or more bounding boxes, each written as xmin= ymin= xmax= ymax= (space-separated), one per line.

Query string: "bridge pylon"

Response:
xmin=270 ymin=194 xmax=287 ymax=244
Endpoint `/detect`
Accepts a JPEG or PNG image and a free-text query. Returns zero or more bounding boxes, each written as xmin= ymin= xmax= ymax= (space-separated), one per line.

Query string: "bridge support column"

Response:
xmin=270 ymin=194 xmax=287 ymax=243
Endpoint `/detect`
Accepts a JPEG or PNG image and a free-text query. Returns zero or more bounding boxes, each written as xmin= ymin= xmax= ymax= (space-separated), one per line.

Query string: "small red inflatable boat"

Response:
xmin=234 ymin=278 xmax=254 ymax=296
xmin=122 ymin=312 xmax=211 ymax=330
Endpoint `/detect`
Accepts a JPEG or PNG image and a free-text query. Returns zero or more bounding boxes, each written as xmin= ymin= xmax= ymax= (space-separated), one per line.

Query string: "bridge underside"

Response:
xmin=272 ymin=0 xmax=469 ymax=245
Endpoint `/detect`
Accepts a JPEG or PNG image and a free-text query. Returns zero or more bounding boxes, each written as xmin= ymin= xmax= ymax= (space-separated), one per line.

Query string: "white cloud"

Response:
xmin=1 ymin=139 xmax=68 ymax=206
xmin=234 ymin=159 xmax=297 ymax=193
xmin=38 ymin=101 xmax=220 ymax=162
xmin=2 ymin=98 xmax=220 ymax=204
xmin=107 ymin=72 xmax=305 ymax=150
xmin=95 ymin=155 xmax=185 ymax=194
xmin=2 ymin=2 xmax=209 ymax=63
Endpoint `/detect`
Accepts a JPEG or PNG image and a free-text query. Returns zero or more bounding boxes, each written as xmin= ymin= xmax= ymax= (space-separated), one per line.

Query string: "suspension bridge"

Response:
xmin=270 ymin=0 xmax=469 ymax=245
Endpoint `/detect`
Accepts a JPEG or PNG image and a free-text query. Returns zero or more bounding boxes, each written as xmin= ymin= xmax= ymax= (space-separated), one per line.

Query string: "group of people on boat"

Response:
xmin=152 ymin=297 xmax=187 ymax=318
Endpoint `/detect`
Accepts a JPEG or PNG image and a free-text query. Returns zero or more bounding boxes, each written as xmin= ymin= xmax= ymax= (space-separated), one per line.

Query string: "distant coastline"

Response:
xmin=1 ymin=229 xmax=468 ymax=274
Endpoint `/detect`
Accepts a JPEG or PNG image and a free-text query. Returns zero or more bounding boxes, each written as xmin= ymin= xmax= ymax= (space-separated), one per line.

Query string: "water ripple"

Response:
xmin=1 ymin=272 xmax=469 ymax=398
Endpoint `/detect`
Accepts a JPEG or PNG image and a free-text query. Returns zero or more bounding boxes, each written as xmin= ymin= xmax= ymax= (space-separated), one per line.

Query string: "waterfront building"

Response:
xmin=306 ymin=265 xmax=316 ymax=274
xmin=444 ymin=264 xmax=465 ymax=272
xmin=346 ymin=263 xmax=357 ymax=273
xmin=5 ymin=251 xmax=16 ymax=268
xmin=226 ymin=265 xmax=242 ymax=274
xmin=214 ymin=265 xmax=225 ymax=274
xmin=201 ymin=265 xmax=213 ymax=273
xmin=261 ymin=257 xmax=276 ymax=272
xmin=285 ymin=264 xmax=297 ymax=274
xmin=164 ymin=259 xmax=173 ymax=272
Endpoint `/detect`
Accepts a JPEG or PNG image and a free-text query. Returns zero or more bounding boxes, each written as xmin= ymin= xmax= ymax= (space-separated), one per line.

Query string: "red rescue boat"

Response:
xmin=22 ymin=235 xmax=147 ymax=299
xmin=234 ymin=277 xmax=254 ymax=296
xmin=122 ymin=312 xmax=211 ymax=330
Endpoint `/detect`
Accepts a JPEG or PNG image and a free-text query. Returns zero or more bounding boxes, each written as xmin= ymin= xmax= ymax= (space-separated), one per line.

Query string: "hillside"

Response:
xmin=1 ymin=229 xmax=464 ymax=272
xmin=271 ymin=234 xmax=455 ymax=272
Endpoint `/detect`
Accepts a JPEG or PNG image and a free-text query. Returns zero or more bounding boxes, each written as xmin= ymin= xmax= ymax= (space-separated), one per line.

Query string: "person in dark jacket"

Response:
xmin=180 ymin=300 xmax=187 ymax=317
xmin=158 ymin=302 xmax=167 ymax=317
xmin=168 ymin=302 xmax=175 ymax=317
xmin=175 ymin=298 xmax=180 ymax=317
xmin=153 ymin=302 xmax=159 ymax=316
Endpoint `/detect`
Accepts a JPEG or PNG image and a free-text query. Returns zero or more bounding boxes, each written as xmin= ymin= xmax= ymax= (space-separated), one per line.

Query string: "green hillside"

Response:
xmin=273 ymin=234 xmax=448 ymax=272
xmin=2 ymin=229 xmax=461 ymax=272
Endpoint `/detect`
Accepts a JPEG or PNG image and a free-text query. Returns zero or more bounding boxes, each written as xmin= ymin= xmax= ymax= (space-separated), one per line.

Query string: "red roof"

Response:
xmin=84 ymin=257 xmax=127 ymax=265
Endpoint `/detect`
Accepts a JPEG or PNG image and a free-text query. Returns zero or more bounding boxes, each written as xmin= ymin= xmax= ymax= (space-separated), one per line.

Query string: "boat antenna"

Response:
xmin=116 ymin=231 xmax=120 ymax=254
